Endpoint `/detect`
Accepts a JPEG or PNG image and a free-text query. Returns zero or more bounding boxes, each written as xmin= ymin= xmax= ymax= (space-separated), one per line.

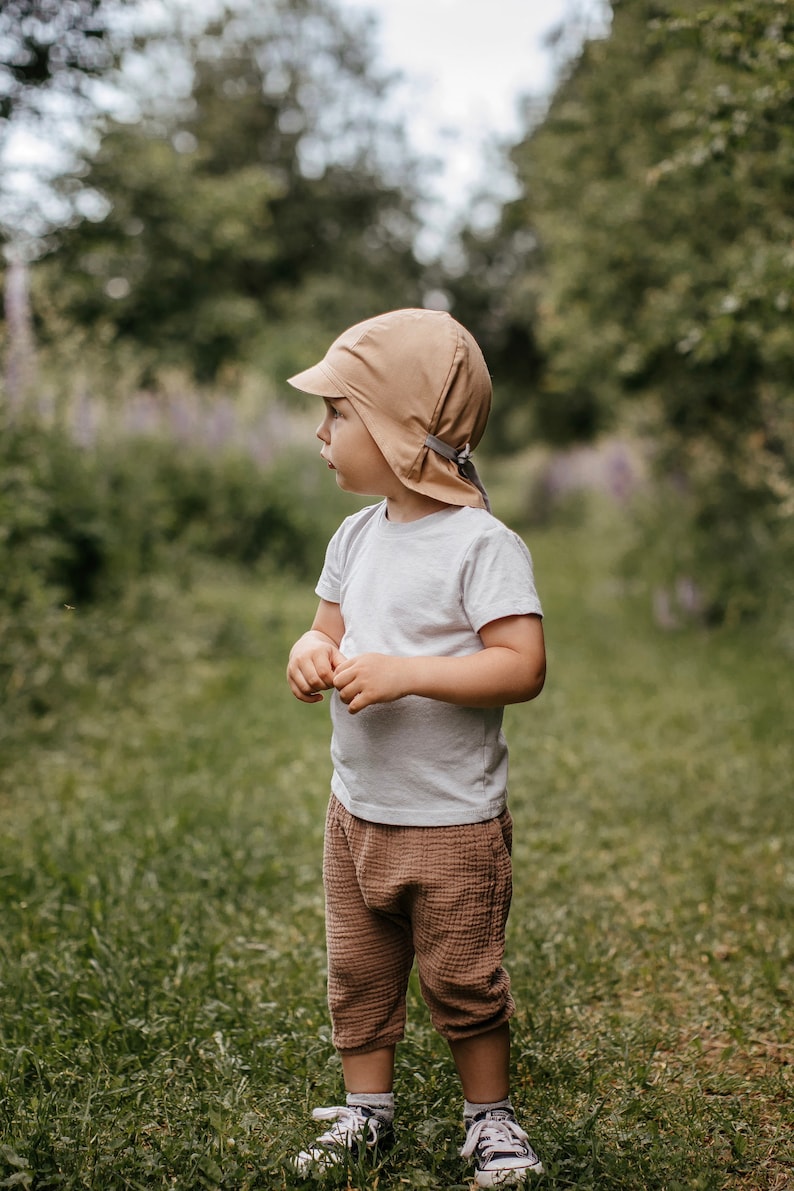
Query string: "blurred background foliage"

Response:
xmin=448 ymin=0 xmax=794 ymax=622
xmin=1 ymin=0 xmax=793 ymax=730
xmin=10 ymin=0 xmax=425 ymax=381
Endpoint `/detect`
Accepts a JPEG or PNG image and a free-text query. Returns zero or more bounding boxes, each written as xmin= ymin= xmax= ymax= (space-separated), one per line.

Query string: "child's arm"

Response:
xmin=287 ymin=599 xmax=346 ymax=704
xmin=332 ymin=614 xmax=545 ymax=714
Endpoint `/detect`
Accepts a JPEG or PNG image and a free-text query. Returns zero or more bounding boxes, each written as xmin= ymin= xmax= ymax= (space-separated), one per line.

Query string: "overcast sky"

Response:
xmin=1 ymin=0 xmax=608 ymax=250
xmin=336 ymin=0 xmax=609 ymax=247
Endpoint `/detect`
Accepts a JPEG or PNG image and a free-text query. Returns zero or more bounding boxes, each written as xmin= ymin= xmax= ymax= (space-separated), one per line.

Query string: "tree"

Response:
xmin=0 ymin=0 xmax=128 ymax=124
xmin=35 ymin=0 xmax=425 ymax=381
xmin=453 ymin=0 xmax=794 ymax=619
xmin=0 ymin=0 xmax=141 ymax=244
xmin=440 ymin=212 xmax=545 ymax=455
xmin=0 ymin=0 xmax=124 ymax=404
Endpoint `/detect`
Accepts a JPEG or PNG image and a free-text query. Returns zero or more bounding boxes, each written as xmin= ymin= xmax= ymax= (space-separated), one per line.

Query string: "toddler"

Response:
xmin=286 ymin=308 xmax=546 ymax=1186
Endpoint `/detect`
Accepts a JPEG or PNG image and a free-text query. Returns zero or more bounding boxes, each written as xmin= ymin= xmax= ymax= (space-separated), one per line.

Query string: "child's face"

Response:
xmin=315 ymin=397 xmax=397 ymax=498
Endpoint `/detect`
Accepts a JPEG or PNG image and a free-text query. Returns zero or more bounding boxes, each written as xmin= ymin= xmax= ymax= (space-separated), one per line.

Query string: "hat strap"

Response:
xmin=425 ymin=434 xmax=491 ymax=513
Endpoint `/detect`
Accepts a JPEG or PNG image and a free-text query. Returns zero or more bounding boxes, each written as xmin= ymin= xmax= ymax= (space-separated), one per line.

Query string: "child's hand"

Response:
xmin=288 ymin=631 xmax=346 ymax=703
xmin=332 ymin=653 xmax=410 ymax=714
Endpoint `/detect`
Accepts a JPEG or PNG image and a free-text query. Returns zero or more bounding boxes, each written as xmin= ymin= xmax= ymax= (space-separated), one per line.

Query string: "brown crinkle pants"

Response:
xmin=323 ymin=795 xmax=515 ymax=1055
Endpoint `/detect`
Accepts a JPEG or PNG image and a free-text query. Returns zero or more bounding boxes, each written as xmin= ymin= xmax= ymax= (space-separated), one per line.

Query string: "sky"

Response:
xmin=1 ymin=0 xmax=608 ymax=251
xmin=334 ymin=0 xmax=608 ymax=248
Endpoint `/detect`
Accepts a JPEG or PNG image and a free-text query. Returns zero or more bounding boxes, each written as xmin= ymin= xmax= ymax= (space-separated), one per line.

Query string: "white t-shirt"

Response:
xmin=315 ymin=502 xmax=543 ymax=826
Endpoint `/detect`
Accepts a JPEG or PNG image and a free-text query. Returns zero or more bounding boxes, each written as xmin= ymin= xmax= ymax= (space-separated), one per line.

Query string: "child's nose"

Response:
xmin=316 ymin=417 xmax=330 ymax=443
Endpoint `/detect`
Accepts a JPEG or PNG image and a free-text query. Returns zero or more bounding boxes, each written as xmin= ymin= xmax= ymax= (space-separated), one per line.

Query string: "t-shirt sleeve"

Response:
xmin=315 ymin=504 xmax=383 ymax=605
xmin=315 ymin=525 xmax=343 ymax=603
xmin=460 ymin=525 xmax=543 ymax=632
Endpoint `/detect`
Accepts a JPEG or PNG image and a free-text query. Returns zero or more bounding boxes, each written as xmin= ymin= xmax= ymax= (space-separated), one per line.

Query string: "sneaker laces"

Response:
xmin=461 ymin=1111 xmax=532 ymax=1161
xmin=309 ymin=1104 xmax=380 ymax=1152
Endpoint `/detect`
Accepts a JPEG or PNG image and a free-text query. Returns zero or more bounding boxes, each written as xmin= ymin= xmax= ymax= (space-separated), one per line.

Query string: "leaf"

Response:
xmin=0 ymin=1173 xmax=34 ymax=1190
xmin=0 ymin=1149 xmax=28 ymax=1170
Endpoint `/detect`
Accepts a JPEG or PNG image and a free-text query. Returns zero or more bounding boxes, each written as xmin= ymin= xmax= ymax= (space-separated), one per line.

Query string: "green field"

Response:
xmin=1 ymin=509 xmax=792 ymax=1190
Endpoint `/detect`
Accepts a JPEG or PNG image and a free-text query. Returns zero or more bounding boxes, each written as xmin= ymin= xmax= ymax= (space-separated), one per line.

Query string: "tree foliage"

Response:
xmin=440 ymin=214 xmax=545 ymax=455
xmin=0 ymin=0 xmax=139 ymax=246
xmin=0 ymin=0 xmax=128 ymax=122
xmin=452 ymin=0 xmax=794 ymax=619
xmin=34 ymin=0 xmax=425 ymax=380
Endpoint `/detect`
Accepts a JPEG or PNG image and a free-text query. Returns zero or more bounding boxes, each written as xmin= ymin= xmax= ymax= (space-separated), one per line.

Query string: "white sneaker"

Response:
xmin=293 ymin=1104 xmax=393 ymax=1175
xmin=461 ymin=1109 xmax=544 ymax=1186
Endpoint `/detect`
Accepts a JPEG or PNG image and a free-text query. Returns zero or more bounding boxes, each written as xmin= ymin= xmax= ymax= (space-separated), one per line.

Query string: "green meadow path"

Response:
xmin=1 ymin=517 xmax=792 ymax=1189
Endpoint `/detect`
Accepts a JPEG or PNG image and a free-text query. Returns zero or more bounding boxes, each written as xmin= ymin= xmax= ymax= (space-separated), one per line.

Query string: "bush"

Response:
xmin=1 ymin=412 xmax=333 ymax=595
xmin=624 ymin=439 xmax=794 ymax=632
xmin=0 ymin=408 xmax=347 ymax=732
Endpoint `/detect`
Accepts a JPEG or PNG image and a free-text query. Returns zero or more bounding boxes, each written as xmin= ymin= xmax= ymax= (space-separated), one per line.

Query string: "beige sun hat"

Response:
xmin=287 ymin=308 xmax=492 ymax=510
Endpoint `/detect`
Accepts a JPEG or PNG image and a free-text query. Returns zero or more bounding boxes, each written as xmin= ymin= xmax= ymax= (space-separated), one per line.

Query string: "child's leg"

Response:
xmin=412 ymin=811 xmax=515 ymax=1049
xmin=341 ymin=1045 xmax=396 ymax=1094
xmin=452 ymin=1022 xmax=544 ymax=1184
xmin=448 ymin=1022 xmax=510 ymax=1103
xmin=323 ymin=798 xmax=414 ymax=1056
xmin=408 ymin=812 xmax=543 ymax=1181
xmin=296 ymin=802 xmax=409 ymax=1174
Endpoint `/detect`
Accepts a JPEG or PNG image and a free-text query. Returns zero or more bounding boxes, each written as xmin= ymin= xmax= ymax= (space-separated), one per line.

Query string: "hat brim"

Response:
xmin=287 ymin=361 xmax=346 ymax=399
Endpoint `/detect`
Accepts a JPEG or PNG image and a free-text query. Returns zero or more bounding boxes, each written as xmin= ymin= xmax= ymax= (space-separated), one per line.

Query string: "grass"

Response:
xmin=1 ymin=503 xmax=792 ymax=1189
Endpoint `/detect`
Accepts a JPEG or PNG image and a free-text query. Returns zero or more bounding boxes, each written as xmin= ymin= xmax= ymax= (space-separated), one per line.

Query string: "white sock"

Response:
xmin=346 ymin=1091 xmax=395 ymax=1123
xmin=464 ymin=1097 xmax=513 ymax=1122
